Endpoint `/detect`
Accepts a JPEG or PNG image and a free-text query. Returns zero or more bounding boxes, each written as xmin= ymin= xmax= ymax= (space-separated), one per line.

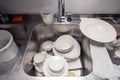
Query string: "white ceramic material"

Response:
xmin=33 ymin=53 xmax=46 ymax=64
xmin=54 ymin=35 xmax=74 ymax=53
xmin=53 ymin=38 xmax=81 ymax=61
xmin=34 ymin=64 xmax=43 ymax=73
xmin=43 ymin=56 xmax=68 ymax=76
xmin=34 ymin=54 xmax=52 ymax=73
xmin=0 ymin=30 xmax=19 ymax=62
xmin=80 ymin=18 xmax=117 ymax=43
xmin=40 ymin=41 xmax=53 ymax=52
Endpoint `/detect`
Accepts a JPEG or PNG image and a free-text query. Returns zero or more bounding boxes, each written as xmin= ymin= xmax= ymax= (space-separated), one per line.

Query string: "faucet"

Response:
xmin=57 ymin=0 xmax=65 ymax=22
xmin=57 ymin=0 xmax=80 ymax=24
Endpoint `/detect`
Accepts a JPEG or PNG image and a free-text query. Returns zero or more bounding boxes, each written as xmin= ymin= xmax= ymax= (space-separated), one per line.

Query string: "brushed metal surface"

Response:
xmin=23 ymin=24 xmax=93 ymax=77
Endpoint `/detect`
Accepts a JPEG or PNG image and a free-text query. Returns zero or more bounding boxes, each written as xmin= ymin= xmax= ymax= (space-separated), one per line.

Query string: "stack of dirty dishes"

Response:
xmin=33 ymin=35 xmax=81 ymax=76
xmin=33 ymin=40 xmax=69 ymax=76
xmin=53 ymin=35 xmax=81 ymax=61
xmin=53 ymin=35 xmax=82 ymax=76
xmin=33 ymin=52 xmax=68 ymax=76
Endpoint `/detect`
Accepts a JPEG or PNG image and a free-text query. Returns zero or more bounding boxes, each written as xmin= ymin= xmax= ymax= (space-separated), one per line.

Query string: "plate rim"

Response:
xmin=79 ymin=18 xmax=117 ymax=43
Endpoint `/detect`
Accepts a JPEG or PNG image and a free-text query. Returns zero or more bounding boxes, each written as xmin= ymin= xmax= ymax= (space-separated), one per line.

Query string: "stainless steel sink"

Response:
xmin=23 ymin=24 xmax=93 ymax=77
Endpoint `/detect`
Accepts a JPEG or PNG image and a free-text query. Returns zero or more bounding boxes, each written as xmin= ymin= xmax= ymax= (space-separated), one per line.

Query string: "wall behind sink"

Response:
xmin=0 ymin=0 xmax=120 ymax=14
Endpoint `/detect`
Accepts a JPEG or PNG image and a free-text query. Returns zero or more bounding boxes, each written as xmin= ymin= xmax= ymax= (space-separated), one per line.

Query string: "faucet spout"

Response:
xmin=57 ymin=0 xmax=65 ymax=22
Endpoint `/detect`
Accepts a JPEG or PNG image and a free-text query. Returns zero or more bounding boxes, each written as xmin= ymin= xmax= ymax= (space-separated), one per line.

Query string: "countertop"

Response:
xmin=0 ymin=20 xmax=120 ymax=80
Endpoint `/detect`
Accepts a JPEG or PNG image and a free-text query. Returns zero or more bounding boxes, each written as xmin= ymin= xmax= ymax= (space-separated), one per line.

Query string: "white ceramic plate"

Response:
xmin=80 ymin=18 xmax=117 ymax=43
xmin=53 ymin=39 xmax=81 ymax=61
xmin=54 ymin=35 xmax=74 ymax=52
xmin=43 ymin=56 xmax=68 ymax=76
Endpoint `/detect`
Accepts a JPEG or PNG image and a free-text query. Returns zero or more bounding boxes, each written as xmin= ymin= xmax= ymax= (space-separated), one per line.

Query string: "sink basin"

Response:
xmin=0 ymin=24 xmax=26 ymax=76
xmin=23 ymin=24 xmax=93 ymax=77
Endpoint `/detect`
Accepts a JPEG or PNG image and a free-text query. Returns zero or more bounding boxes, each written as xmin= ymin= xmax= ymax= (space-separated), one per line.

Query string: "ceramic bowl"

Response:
xmin=40 ymin=41 xmax=53 ymax=52
xmin=33 ymin=51 xmax=47 ymax=65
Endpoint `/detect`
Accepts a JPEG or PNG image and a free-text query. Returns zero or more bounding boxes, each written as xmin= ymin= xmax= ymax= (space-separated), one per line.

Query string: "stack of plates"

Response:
xmin=53 ymin=35 xmax=81 ymax=61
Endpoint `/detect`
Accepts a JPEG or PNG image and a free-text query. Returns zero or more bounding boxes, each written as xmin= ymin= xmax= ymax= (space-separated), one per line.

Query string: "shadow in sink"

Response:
xmin=23 ymin=24 xmax=93 ymax=77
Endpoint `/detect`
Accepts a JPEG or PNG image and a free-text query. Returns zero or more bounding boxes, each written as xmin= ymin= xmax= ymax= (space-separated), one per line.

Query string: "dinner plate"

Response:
xmin=80 ymin=18 xmax=117 ymax=43
xmin=54 ymin=35 xmax=74 ymax=53
xmin=53 ymin=39 xmax=81 ymax=61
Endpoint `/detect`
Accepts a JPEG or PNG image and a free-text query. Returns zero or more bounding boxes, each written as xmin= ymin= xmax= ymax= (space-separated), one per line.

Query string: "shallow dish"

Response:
xmin=54 ymin=35 xmax=74 ymax=53
xmin=80 ymin=18 xmax=117 ymax=43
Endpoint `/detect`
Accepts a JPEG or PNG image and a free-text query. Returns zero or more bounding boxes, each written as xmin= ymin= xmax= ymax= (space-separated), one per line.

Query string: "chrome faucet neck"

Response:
xmin=57 ymin=0 xmax=65 ymax=22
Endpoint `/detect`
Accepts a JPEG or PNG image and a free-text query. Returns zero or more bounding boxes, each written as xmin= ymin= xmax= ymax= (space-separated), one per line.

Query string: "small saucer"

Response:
xmin=54 ymin=35 xmax=74 ymax=53
xmin=53 ymin=39 xmax=81 ymax=61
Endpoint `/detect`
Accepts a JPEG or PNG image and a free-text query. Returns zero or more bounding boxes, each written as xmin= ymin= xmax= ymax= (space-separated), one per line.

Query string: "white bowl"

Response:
xmin=54 ymin=35 xmax=74 ymax=53
xmin=33 ymin=51 xmax=47 ymax=64
xmin=40 ymin=41 xmax=53 ymax=52
xmin=43 ymin=56 xmax=68 ymax=76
